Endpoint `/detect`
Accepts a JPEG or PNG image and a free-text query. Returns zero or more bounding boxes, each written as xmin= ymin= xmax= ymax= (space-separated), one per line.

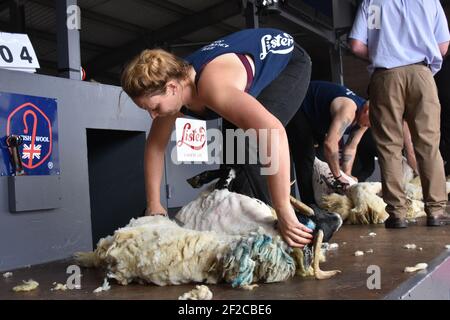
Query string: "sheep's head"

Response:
xmin=291 ymin=202 xmax=343 ymax=280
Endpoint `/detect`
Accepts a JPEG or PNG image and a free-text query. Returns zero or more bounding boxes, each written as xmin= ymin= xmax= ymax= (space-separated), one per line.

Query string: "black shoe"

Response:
xmin=427 ymin=213 xmax=450 ymax=226
xmin=385 ymin=217 xmax=408 ymax=229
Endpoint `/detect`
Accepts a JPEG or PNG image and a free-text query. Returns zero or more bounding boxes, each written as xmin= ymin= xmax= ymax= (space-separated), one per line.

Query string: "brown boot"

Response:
xmin=385 ymin=216 xmax=408 ymax=229
xmin=426 ymin=212 xmax=450 ymax=226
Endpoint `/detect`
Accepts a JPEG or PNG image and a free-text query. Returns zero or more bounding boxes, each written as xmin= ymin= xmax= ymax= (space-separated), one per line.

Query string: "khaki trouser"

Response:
xmin=369 ymin=64 xmax=447 ymax=219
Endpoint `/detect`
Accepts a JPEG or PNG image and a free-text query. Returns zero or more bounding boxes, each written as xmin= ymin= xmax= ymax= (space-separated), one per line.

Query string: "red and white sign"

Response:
xmin=175 ymin=118 xmax=208 ymax=162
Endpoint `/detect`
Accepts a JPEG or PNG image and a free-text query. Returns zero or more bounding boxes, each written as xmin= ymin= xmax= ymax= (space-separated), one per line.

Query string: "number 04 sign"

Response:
xmin=0 ymin=32 xmax=40 ymax=71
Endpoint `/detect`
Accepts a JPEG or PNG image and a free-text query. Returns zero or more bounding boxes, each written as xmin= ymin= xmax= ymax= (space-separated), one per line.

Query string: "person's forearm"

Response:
xmin=349 ymin=40 xmax=370 ymax=61
xmin=324 ymin=140 xmax=341 ymax=178
xmin=341 ymin=147 xmax=357 ymax=175
xmin=355 ymin=49 xmax=369 ymax=61
xmin=439 ymin=41 xmax=449 ymax=57
xmin=144 ymin=137 xmax=166 ymax=210
xmin=266 ymin=127 xmax=294 ymax=215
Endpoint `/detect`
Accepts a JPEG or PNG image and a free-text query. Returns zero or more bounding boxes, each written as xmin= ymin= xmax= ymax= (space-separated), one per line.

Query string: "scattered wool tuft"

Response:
xmin=324 ymin=243 xmax=339 ymax=251
xmin=51 ymin=283 xmax=68 ymax=291
xmin=404 ymin=263 xmax=428 ymax=273
xmin=242 ymin=284 xmax=259 ymax=290
xmin=178 ymin=285 xmax=213 ymax=300
xmin=12 ymin=279 xmax=39 ymax=292
xmin=93 ymin=278 xmax=111 ymax=293
xmin=354 ymin=251 xmax=364 ymax=257
xmin=3 ymin=272 xmax=13 ymax=278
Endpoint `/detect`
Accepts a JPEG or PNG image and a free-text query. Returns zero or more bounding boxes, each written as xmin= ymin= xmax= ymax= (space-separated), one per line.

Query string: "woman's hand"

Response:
xmin=276 ymin=205 xmax=313 ymax=248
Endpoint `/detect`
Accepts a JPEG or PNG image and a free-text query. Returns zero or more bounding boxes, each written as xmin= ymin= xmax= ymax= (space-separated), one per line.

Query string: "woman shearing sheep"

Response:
xmin=121 ymin=28 xmax=313 ymax=248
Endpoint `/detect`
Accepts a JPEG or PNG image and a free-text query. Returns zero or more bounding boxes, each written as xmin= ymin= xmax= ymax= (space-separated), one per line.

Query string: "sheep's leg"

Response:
xmin=313 ymin=230 xmax=341 ymax=280
xmin=290 ymin=196 xmax=315 ymax=217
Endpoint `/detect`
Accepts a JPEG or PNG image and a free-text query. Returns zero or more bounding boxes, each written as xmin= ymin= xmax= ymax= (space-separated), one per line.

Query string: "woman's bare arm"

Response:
xmin=144 ymin=113 xmax=179 ymax=214
xmin=196 ymin=54 xmax=313 ymax=247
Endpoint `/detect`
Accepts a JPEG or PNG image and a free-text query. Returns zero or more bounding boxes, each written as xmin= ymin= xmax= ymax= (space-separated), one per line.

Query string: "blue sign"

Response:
xmin=0 ymin=92 xmax=59 ymax=176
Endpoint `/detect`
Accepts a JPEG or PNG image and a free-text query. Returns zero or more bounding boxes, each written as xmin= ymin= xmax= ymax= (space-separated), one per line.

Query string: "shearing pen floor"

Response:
xmin=1 ymin=215 xmax=449 ymax=300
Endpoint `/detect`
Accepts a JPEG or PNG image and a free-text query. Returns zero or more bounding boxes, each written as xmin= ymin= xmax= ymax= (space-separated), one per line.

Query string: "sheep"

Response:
xmin=314 ymin=158 xmax=450 ymax=224
xmin=75 ymin=215 xmax=300 ymax=287
xmin=75 ymin=169 xmax=342 ymax=287
xmin=177 ymin=168 xmax=342 ymax=280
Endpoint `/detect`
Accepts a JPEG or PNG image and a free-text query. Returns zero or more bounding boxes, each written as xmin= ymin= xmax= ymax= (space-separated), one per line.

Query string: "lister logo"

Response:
xmin=260 ymin=33 xmax=294 ymax=60
xmin=177 ymin=122 xmax=207 ymax=151
xmin=175 ymin=118 xmax=208 ymax=162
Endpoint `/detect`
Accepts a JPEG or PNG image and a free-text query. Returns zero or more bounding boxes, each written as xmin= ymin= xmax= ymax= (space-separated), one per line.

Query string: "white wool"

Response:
xmin=402 ymin=159 xmax=415 ymax=187
xmin=12 ymin=279 xmax=39 ymax=292
xmin=93 ymin=278 xmax=111 ymax=293
xmin=445 ymin=245 xmax=450 ymax=250
xmin=354 ymin=251 xmax=364 ymax=256
xmin=51 ymin=283 xmax=68 ymax=291
xmin=405 ymin=183 xmax=423 ymax=201
xmin=241 ymin=284 xmax=259 ymax=290
xmin=406 ymin=199 xmax=426 ymax=219
xmin=75 ymin=215 xmax=298 ymax=287
xmin=78 ymin=216 xmax=232 ymax=286
xmin=3 ymin=272 xmax=13 ymax=278
xmin=369 ymin=232 xmax=377 ymax=237
xmin=178 ymin=285 xmax=213 ymax=300
xmin=176 ymin=187 xmax=277 ymax=237
xmin=323 ymin=243 xmax=339 ymax=251
xmin=365 ymin=249 xmax=374 ymax=254
xmin=404 ymin=263 xmax=427 ymax=273
xmin=346 ymin=182 xmax=388 ymax=224
xmin=320 ymin=193 xmax=352 ymax=221
xmin=403 ymin=244 xmax=417 ymax=250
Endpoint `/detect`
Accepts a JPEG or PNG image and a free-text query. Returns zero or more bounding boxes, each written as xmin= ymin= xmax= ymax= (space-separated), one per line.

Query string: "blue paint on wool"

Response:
xmin=225 ymin=232 xmax=295 ymax=288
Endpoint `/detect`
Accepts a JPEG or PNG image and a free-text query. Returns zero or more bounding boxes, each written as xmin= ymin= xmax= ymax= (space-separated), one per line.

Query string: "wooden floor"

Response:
xmin=1 ymin=218 xmax=449 ymax=300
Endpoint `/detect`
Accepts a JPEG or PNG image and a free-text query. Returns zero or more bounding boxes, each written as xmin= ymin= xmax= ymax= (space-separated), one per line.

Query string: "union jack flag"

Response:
xmin=22 ymin=144 xmax=42 ymax=160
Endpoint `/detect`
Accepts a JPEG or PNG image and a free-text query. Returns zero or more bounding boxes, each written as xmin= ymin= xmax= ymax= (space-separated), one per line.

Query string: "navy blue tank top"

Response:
xmin=181 ymin=28 xmax=295 ymax=120
xmin=301 ymin=81 xmax=367 ymax=140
